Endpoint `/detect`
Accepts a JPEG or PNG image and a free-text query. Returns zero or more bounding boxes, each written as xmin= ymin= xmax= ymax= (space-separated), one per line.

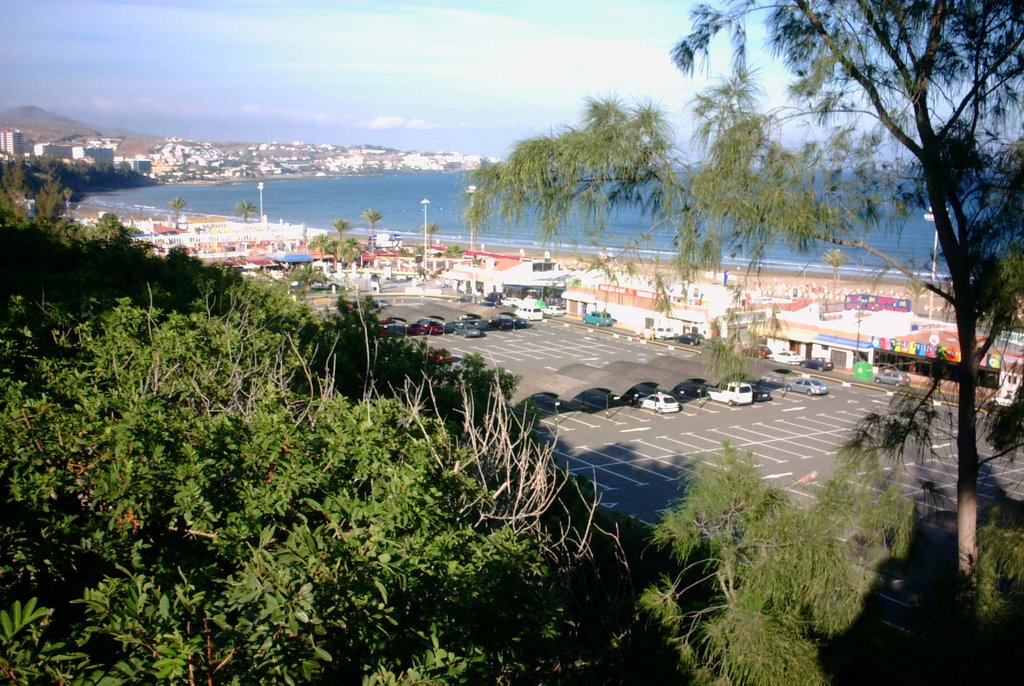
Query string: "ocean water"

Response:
xmin=89 ymin=172 xmax=941 ymax=278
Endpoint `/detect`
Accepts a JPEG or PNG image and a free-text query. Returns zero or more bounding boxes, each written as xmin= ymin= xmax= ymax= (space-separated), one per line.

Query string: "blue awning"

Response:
xmin=814 ymin=334 xmax=873 ymax=351
xmin=274 ymin=253 xmax=314 ymax=264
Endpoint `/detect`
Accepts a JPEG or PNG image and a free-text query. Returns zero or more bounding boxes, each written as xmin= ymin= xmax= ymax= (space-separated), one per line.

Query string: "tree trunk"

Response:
xmin=951 ymin=239 xmax=980 ymax=601
xmin=955 ymin=337 xmax=980 ymax=584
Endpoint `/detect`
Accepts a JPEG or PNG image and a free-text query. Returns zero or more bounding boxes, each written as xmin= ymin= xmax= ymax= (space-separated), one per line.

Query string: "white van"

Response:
xmin=707 ymin=382 xmax=754 ymax=406
xmin=649 ymin=325 xmax=676 ymax=340
xmin=515 ymin=305 xmax=545 ymax=321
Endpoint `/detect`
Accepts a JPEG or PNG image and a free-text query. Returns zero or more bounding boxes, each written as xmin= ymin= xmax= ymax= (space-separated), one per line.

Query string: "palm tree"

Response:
xmin=339 ymin=237 xmax=363 ymax=267
xmin=361 ymin=208 xmax=383 ymax=246
xmin=308 ymin=233 xmax=333 ymax=259
xmin=444 ymin=243 xmax=464 ymax=258
xmin=235 ymin=200 xmax=258 ymax=222
xmin=424 ymin=222 xmax=440 ymax=247
xmin=291 ymin=265 xmax=319 ymax=292
xmin=332 ymin=218 xmax=352 ymax=237
xmin=167 ymin=196 xmax=187 ymax=229
xmin=822 ymin=248 xmax=849 ymax=292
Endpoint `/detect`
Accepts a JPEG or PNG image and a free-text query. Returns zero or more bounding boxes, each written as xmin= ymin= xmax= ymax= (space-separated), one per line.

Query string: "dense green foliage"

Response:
xmin=0 ymin=213 xmax=636 ymax=683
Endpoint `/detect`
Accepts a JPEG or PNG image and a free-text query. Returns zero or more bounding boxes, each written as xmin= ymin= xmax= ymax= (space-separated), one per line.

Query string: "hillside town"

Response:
xmin=0 ymin=126 xmax=493 ymax=181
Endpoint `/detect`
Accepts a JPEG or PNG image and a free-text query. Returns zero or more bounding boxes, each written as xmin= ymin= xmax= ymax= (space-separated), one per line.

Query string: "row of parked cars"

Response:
xmin=379 ymin=312 xmax=529 ymax=338
xmin=626 ymin=371 xmax=837 ymax=414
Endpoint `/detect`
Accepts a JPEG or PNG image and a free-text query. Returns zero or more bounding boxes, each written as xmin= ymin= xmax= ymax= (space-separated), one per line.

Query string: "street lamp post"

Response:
xmin=257 ymin=182 xmax=264 ymax=223
xmin=420 ymin=198 xmax=430 ymax=271
xmin=467 ymin=185 xmax=477 ymax=252
xmin=855 ymin=313 xmax=863 ymax=365
xmin=924 ymin=206 xmax=937 ymax=317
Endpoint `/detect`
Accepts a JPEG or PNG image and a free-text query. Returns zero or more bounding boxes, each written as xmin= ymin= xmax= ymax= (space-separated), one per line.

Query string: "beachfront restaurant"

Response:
xmin=443 ymin=252 xmax=572 ymax=298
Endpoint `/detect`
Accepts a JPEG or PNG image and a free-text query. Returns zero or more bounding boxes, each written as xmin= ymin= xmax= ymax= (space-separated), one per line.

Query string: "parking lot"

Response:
xmin=383 ymin=298 xmax=1024 ymax=524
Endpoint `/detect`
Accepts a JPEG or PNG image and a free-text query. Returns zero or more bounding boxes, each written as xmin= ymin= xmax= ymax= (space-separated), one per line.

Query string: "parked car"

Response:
xmin=407 ymin=319 xmax=444 ymax=336
xmin=444 ymin=319 xmax=486 ymax=336
xmin=874 ymin=366 xmax=911 ymax=385
xmin=640 ymin=392 xmax=682 ymax=414
xmin=706 ymin=382 xmax=754 ymax=406
xmin=483 ymin=293 xmax=503 ymax=306
xmin=743 ymin=344 xmax=773 ymax=359
xmin=456 ymin=313 xmax=482 ymax=321
xmin=799 ymin=358 xmax=834 ymax=371
xmin=645 ymin=325 xmax=676 ymax=340
xmin=377 ymin=317 xmax=408 ymax=337
xmin=542 ymin=304 xmax=566 ymax=317
xmin=487 ymin=315 xmax=528 ymax=331
xmin=515 ymin=305 xmax=546 ymax=321
xmin=371 ymin=298 xmax=391 ymax=309
xmin=677 ymin=332 xmax=704 ymax=346
xmin=749 ymin=381 xmax=773 ymax=402
xmin=671 ymin=378 xmax=711 ymax=401
xmin=771 ymin=350 xmax=804 ymax=365
xmin=621 ymin=383 xmax=659 ymax=406
xmin=583 ymin=310 xmax=615 ymax=326
xmin=786 ymin=377 xmax=830 ymax=395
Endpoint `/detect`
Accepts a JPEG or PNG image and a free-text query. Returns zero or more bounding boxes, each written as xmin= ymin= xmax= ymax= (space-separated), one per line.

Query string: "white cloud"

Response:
xmin=360 ymin=116 xmax=442 ymax=131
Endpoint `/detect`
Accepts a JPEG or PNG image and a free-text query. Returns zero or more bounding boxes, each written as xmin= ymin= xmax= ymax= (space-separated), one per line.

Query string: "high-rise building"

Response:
xmin=34 ymin=143 xmax=74 ymax=158
xmin=0 ymin=130 xmax=25 ymax=156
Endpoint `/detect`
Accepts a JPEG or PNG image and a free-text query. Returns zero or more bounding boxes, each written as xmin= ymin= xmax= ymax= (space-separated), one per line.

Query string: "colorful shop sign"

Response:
xmin=872 ymin=333 xmax=1003 ymax=369
xmin=874 ymin=336 xmax=963 ymax=363
xmin=845 ymin=293 xmax=912 ymax=312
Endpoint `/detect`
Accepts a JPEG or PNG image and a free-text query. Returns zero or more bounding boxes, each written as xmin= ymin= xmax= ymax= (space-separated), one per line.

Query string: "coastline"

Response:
xmin=75 ymin=177 xmax=922 ymax=302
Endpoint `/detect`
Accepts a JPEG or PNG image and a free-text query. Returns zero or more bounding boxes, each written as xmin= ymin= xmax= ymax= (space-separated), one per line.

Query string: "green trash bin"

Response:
xmin=853 ymin=360 xmax=874 ymax=381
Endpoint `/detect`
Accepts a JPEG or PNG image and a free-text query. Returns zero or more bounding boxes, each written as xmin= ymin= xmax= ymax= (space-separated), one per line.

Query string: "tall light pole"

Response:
xmin=257 ymin=182 xmax=264 ymax=223
xmin=924 ymin=206 xmax=937 ymax=317
xmin=467 ymin=184 xmax=477 ymax=252
xmin=420 ymin=198 xmax=430 ymax=270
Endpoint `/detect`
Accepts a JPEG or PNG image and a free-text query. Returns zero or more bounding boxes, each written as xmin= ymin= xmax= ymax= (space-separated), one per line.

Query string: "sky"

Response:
xmin=4 ymin=0 xmax=785 ymax=158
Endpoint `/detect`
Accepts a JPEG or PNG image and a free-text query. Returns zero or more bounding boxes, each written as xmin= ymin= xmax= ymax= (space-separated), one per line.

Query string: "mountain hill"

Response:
xmin=0 ymin=105 xmax=159 ymax=155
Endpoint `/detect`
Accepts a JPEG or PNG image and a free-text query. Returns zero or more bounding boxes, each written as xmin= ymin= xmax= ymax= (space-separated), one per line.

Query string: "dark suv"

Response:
xmin=672 ymin=378 xmax=711 ymax=400
xmin=678 ymin=332 xmax=704 ymax=346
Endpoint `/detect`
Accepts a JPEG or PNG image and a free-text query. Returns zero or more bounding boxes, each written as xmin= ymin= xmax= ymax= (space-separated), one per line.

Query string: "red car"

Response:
xmin=407 ymin=319 xmax=444 ymax=335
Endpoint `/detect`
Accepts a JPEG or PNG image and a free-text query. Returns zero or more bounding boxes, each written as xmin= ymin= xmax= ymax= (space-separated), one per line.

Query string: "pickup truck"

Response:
xmin=706 ymin=382 xmax=754 ymax=406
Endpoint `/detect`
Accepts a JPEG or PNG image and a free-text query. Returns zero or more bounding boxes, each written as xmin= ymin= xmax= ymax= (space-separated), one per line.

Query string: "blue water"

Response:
xmin=89 ymin=173 xmax=941 ymax=278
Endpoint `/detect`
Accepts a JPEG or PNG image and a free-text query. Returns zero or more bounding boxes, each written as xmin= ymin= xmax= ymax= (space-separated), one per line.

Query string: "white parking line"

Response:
xmin=764 ymin=472 xmax=794 ymax=479
xmin=555 ymin=448 xmax=649 ymax=486
xmin=621 ymin=427 xmax=652 ymax=433
xmin=555 ymin=414 xmax=601 ymax=429
xmin=572 ymin=446 xmax=678 ymax=482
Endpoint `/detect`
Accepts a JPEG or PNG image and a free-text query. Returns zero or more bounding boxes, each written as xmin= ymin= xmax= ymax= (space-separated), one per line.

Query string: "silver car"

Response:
xmin=874 ymin=367 xmax=910 ymax=385
xmin=786 ymin=378 xmax=829 ymax=395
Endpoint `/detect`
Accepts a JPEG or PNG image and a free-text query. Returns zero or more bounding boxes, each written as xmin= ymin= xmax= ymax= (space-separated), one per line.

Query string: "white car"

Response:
xmin=639 ymin=392 xmax=681 ymax=414
xmin=771 ymin=350 xmax=804 ymax=365
xmin=542 ymin=305 xmax=566 ymax=317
